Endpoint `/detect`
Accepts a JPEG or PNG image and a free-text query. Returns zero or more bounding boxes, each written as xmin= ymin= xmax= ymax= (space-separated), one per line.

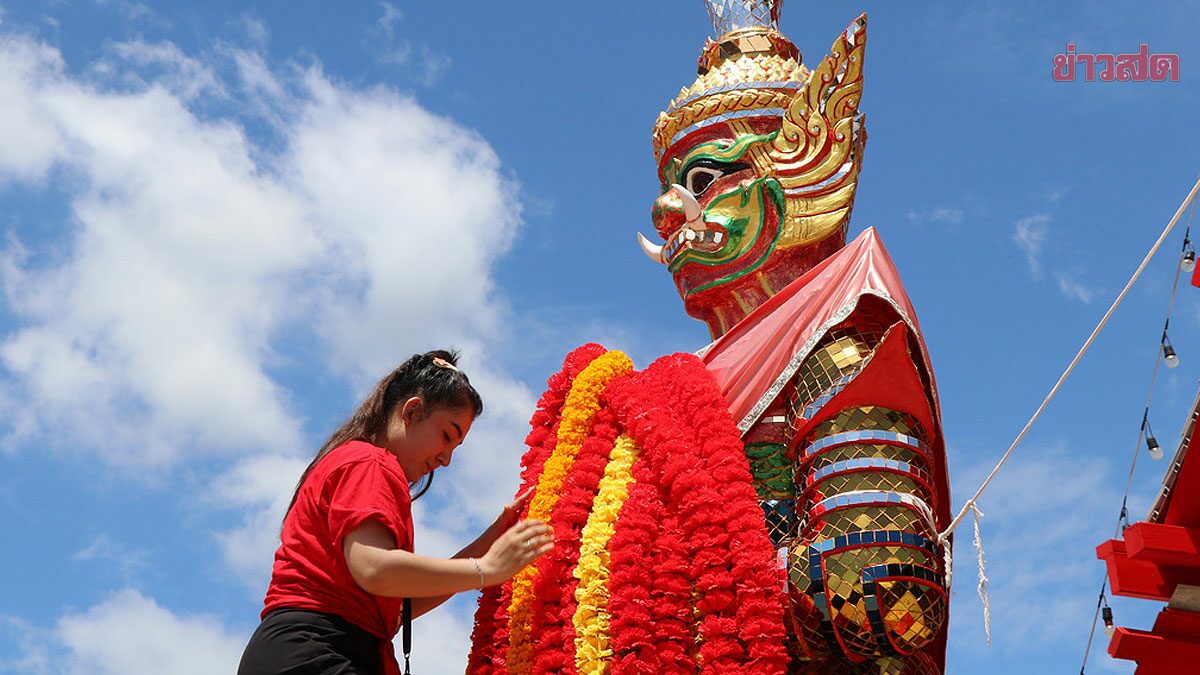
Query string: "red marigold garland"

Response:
xmin=466 ymin=343 xmax=607 ymax=675
xmin=509 ymin=350 xmax=633 ymax=674
xmin=605 ymin=375 xmax=698 ymax=675
xmin=529 ymin=404 xmax=620 ymax=674
xmin=610 ymin=354 xmax=789 ymax=674
xmin=472 ymin=346 xmax=788 ymax=674
xmin=605 ymin=478 xmax=693 ymax=675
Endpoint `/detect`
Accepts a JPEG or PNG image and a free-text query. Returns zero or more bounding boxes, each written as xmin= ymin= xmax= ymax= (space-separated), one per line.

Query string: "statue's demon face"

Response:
xmin=648 ymin=122 xmax=785 ymax=314
xmin=643 ymin=16 xmax=866 ymax=333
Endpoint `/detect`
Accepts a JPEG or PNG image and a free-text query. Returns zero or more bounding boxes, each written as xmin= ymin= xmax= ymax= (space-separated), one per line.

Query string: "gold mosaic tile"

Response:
xmin=815 ymin=473 xmax=923 ymax=501
xmin=877 ymin=583 xmax=945 ymax=653
xmin=808 ymin=406 xmax=925 ymax=439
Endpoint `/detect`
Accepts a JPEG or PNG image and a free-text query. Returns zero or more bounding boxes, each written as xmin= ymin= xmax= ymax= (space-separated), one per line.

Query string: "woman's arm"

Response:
xmin=343 ymin=517 xmax=552 ymax=601
xmin=400 ymin=488 xmax=539 ymax=617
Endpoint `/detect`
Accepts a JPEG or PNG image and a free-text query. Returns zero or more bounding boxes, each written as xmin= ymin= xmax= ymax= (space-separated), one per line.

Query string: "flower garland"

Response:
xmin=572 ymin=433 xmax=640 ymax=672
xmin=605 ymin=461 xmax=694 ymax=674
xmin=507 ymin=350 xmax=634 ymax=674
xmin=603 ymin=372 xmax=695 ymax=674
xmin=467 ymin=343 xmax=607 ymax=675
xmin=610 ymin=354 xmax=789 ymax=674
xmin=529 ymin=405 xmax=620 ymax=674
xmin=679 ymin=364 xmax=788 ymax=672
xmin=472 ymin=346 xmax=788 ymax=674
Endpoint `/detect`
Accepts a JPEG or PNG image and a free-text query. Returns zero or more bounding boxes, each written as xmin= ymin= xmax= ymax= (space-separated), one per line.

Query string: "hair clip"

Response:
xmin=431 ymin=357 xmax=459 ymax=372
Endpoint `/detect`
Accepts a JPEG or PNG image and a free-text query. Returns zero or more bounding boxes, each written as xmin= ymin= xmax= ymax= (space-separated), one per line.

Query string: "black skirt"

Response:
xmin=238 ymin=608 xmax=383 ymax=675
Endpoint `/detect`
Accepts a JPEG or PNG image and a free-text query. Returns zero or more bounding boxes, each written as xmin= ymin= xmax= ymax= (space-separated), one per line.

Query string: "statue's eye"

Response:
xmin=681 ymin=159 xmax=750 ymax=196
xmin=685 ymin=166 xmax=722 ymax=195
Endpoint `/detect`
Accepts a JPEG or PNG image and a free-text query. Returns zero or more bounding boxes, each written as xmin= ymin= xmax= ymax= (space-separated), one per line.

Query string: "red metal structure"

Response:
xmin=1097 ymin=388 xmax=1200 ymax=674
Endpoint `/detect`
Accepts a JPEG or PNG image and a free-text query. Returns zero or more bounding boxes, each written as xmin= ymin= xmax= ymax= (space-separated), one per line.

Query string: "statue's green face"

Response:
xmin=651 ymin=127 xmax=785 ymax=301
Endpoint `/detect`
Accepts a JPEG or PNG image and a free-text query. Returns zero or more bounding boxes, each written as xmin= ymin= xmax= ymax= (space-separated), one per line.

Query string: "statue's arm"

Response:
xmin=783 ymin=314 xmax=948 ymax=665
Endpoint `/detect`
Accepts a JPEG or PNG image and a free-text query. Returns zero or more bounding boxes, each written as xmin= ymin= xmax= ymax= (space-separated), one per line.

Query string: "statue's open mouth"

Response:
xmin=638 ymin=183 xmax=728 ymax=265
xmin=663 ymin=224 xmax=727 ymax=263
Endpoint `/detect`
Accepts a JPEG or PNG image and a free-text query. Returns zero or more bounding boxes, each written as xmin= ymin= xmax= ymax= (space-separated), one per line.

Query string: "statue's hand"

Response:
xmin=789 ymin=510 xmax=947 ymax=660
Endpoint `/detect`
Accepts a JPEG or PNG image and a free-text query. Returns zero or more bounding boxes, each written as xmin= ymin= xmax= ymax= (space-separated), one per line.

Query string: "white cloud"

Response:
xmin=287 ymin=68 xmax=519 ymax=381
xmin=402 ymin=596 xmax=475 ymax=674
xmin=0 ymin=22 xmax=538 ymax=672
xmin=206 ymin=453 xmax=308 ymax=592
xmin=1042 ymin=186 xmax=1069 ymax=204
xmin=366 ymin=3 xmax=451 ymax=85
xmin=906 ymin=206 xmax=964 ymax=227
xmin=106 ymin=40 xmax=225 ymax=101
xmin=71 ymin=534 xmax=151 ymax=583
xmin=234 ymin=13 xmax=269 ymax=49
xmin=0 ymin=616 xmax=52 ymax=675
xmin=57 ymin=589 xmax=245 ymax=675
xmin=93 ymin=1 xmax=162 ymax=29
xmin=1056 ymin=271 xmax=1096 ymax=304
xmin=376 ymin=2 xmax=403 ymax=41
xmin=0 ymin=36 xmax=68 ymax=182
xmin=3 ymin=586 xmax=475 ymax=675
xmin=2 ymin=586 xmax=249 ymax=667
xmin=948 ymin=443 xmax=1118 ymax=654
xmin=0 ymin=34 xmax=522 ymax=474
xmin=1012 ymin=213 xmax=1098 ymax=303
xmin=1013 ymin=213 xmax=1050 ymax=277
xmin=0 ymin=35 xmax=321 ymax=467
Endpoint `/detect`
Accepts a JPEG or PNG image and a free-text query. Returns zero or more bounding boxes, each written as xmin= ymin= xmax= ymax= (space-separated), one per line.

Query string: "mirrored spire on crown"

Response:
xmin=704 ymin=0 xmax=783 ymax=36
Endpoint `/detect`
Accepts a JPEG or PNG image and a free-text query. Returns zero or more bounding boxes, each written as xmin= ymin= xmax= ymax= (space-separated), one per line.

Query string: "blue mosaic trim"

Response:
xmin=810 ymin=490 xmax=934 ymax=522
xmin=807 ymin=530 xmax=936 ymax=556
xmin=810 ymin=457 xmax=913 ymax=482
xmin=861 ymin=562 xmax=943 ymax=586
xmin=799 ymin=372 xmax=857 ymax=420
xmin=669 ymin=108 xmax=787 ymax=147
xmin=668 ymin=81 xmax=804 ymax=111
xmin=803 ymin=430 xmax=928 ymax=459
xmin=761 ymin=498 xmax=795 ymax=547
xmin=804 ymin=532 xmax=943 ymax=649
xmin=806 ymin=547 xmax=831 ymax=619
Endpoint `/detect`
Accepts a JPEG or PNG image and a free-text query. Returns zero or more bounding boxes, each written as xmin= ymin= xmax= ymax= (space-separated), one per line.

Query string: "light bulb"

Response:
xmin=1147 ymin=435 xmax=1164 ymax=460
xmin=1183 ymin=250 xmax=1196 ymax=273
xmin=1102 ymin=606 xmax=1115 ymax=638
xmin=1164 ymin=343 xmax=1180 ymax=368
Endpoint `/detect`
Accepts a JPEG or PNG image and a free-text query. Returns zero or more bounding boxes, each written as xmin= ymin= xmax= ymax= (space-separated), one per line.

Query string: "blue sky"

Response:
xmin=0 ymin=1 xmax=1198 ymax=673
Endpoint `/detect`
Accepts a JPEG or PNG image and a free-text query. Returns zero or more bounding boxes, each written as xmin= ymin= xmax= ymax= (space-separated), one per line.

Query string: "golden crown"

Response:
xmin=652 ymin=0 xmax=810 ymax=160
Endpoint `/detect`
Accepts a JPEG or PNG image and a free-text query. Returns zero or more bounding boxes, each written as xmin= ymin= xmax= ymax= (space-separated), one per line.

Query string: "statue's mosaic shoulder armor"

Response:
xmin=742 ymin=296 xmax=947 ymax=674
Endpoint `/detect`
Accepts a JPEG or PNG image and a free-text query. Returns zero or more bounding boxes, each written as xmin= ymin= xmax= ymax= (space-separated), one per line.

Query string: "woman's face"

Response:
xmin=384 ymin=397 xmax=475 ymax=482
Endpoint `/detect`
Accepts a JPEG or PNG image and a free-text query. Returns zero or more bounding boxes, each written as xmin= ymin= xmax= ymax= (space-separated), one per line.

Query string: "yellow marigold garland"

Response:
xmin=507 ymin=349 xmax=633 ymax=674
xmin=572 ymin=434 xmax=639 ymax=673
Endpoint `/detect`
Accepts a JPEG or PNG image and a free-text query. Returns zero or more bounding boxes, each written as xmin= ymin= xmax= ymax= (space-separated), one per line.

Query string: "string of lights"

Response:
xmin=1077 ymin=194 xmax=1197 ymax=674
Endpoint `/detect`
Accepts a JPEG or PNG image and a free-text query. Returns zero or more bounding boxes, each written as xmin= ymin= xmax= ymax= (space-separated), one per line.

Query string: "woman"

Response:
xmin=238 ymin=350 xmax=553 ymax=675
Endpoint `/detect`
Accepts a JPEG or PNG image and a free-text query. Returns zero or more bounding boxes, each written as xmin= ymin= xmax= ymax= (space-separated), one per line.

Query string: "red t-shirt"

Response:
xmin=263 ymin=440 xmax=414 ymax=639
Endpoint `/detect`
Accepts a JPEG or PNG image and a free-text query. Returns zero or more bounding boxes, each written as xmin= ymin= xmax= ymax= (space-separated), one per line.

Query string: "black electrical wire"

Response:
xmin=1077 ymin=196 xmax=1197 ymax=673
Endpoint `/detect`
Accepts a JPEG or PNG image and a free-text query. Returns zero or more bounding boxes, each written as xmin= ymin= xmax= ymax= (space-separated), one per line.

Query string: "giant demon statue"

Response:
xmin=468 ymin=3 xmax=950 ymax=674
xmin=641 ymin=3 xmax=951 ymax=672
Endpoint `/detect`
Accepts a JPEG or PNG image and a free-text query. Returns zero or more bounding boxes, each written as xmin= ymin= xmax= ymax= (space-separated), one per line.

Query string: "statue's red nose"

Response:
xmin=652 ymin=191 xmax=689 ymax=240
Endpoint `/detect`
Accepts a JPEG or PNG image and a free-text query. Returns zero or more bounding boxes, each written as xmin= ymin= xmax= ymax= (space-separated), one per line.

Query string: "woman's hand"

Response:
xmin=472 ymin=487 xmax=535 ymax=553
xmin=479 ymin=518 xmax=554 ymax=586
xmin=499 ymin=487 xmax=533 ymax=529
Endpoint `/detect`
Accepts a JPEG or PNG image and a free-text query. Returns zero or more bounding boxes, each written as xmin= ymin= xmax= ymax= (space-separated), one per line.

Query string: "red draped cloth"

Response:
xmin=699 ymin=227 xmax=938 ymax=433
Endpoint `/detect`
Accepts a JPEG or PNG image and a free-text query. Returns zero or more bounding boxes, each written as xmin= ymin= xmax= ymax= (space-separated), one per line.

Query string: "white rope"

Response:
xmin=942 ymin=530 xmax=954 ymax=593
xmin=934 ymin=173 xmax=1200 ymax=642
xmin=972 ymin=504 xmax=991 ymax=647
